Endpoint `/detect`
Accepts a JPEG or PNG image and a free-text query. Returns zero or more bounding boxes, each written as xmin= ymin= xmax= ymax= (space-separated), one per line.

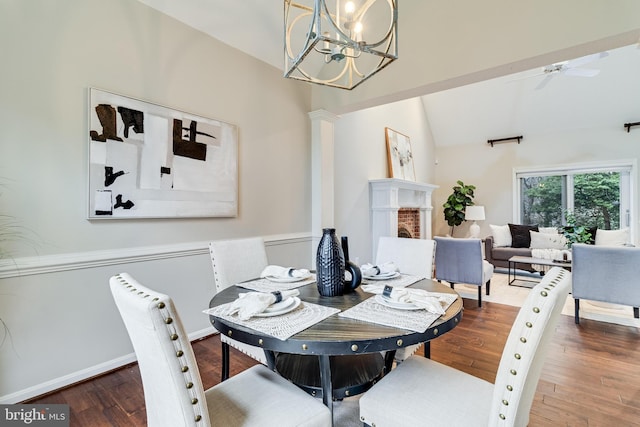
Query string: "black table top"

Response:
xmin=208 ymin=278 xmax=463 ymax=356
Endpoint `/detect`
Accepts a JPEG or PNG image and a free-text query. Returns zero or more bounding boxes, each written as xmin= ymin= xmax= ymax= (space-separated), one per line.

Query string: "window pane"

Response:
xmin=573 ymin=172 xmax=620 ymax=230
xmin=520 ymin=175 xmax=565 ymax=226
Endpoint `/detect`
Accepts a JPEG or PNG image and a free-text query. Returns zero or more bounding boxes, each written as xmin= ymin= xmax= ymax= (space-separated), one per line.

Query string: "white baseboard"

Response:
xmin=0 ymin=327 xmax=215 ymax=404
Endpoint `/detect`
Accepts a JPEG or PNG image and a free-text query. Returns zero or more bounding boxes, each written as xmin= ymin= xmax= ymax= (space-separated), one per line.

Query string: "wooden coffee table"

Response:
xmin=508 ymin=255 xmax=572 ymax=286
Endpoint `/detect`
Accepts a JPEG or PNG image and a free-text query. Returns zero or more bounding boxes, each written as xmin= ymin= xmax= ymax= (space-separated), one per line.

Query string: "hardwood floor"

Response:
xmin=27 ymin=299 xmax=640 ymax=426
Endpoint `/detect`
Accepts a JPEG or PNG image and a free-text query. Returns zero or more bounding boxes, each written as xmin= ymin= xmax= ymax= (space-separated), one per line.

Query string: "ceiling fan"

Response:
xmin=522 ymin=51 xmax=609 ymax=90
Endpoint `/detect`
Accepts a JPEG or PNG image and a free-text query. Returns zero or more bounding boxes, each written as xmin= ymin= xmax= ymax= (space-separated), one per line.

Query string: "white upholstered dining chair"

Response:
xmin=359 ymin=267 xmax=571 ymax=427
xmin=375 ymin=236 xmax=436 ymax=361
xmin=208 ymin=237 xmax=269 ymax=381
xmin=434 ymin=236 xmax=494 ymax=307
xmin=110 ymin=273 xmax=331 ymax=427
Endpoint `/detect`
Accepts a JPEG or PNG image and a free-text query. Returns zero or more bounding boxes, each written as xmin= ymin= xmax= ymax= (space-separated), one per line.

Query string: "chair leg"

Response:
xmin=574 ymin=299 xmax=580 ymax=324
xmin=486 ymin=279 xmax=491 ymax=295
xmin=477 ymin=286 xmax=482 ymax=307
xmin=423 ymin=341 xmax=431 ymax=359
xmin=634 ymin=307 xmax=639 ymax=319
xmin=221 ymin=341 xmax=230 ymax=381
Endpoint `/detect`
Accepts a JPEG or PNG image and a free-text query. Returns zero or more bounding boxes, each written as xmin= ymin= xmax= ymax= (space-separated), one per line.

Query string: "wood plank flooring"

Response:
xmin=26 ymin=299 xmax=640 ymax=426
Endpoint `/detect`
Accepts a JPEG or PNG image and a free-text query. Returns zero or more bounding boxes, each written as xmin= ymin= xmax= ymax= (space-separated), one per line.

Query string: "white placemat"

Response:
xmin=236 ymin=275 xmax=317 ymax=292
xmin=361 ymin=274 xmax=424 ymax=288
xmin=338 ymin=292 xmax=457 ymax=332
xmin=204 ymin=300 xmax=339 ymax=340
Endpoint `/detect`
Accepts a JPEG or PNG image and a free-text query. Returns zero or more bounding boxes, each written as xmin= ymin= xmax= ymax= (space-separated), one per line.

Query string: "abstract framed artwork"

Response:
xmin=88 ymin=88 xmax=238 ymax=219
xmin=385 ymin=127 xmax=416 ymax=181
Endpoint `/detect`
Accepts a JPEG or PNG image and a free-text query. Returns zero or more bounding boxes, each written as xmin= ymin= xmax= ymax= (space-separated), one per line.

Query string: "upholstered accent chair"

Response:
xmin=359 ymin=267 xmax=571 ymax=427
xmin=434 ymin=236 xmax=494 ymax=307
xmin=110 ymin=273 xmax=331 ymax=427
xmin=208 ymin=237 xmax=269 ymax=381
xmin=572 ymin=243 xmax=640 ymax=324
xmin=375 ymin=236 xmax=436 ymax=361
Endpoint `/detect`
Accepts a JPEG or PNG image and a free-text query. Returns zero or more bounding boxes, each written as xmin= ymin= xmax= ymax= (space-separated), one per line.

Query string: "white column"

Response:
xmin=309 ymin=109 xmax=340 ymax=261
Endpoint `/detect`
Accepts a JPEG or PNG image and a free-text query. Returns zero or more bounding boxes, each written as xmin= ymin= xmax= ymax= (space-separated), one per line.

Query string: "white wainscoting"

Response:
xmin=0 ymin=233 xmax=312 ymax=403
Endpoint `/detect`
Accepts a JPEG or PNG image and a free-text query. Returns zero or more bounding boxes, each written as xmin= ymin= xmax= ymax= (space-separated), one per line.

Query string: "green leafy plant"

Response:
xmin=560 ymin=211 xmax=593 ymax=248
xmin=443 ymin=180 xmax=476 ymax=235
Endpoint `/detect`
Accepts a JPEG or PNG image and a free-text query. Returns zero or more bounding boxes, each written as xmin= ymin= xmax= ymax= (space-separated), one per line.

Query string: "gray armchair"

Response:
xmin=571 ymin=243 xmax=640 ymax=324
xmin=434 ymin=237 xmax=494 ymax=307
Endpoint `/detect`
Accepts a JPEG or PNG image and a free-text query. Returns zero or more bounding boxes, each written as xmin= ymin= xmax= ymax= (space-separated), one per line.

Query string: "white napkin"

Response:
xmin=361 ymin=262 xmax=399 ymax=277
xmin=228 ymin=289 xmax=300 ymax=320
xmin=260 ymin=265 xmax=310 ymax=279
xmin=362 ymin=284 xmax=445 ymax=315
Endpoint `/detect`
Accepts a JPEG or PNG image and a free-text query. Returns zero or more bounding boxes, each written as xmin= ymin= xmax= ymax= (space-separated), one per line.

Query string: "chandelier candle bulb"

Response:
xmin=284 ymin=0 xmax=398 ymax=90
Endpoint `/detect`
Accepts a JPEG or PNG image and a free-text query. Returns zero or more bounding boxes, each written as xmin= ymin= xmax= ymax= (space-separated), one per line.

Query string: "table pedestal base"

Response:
xmin=275 ymin=353 xmax=385 ymax=400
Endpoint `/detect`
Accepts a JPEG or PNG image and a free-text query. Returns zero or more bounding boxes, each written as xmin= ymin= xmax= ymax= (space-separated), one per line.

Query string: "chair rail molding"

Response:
xmin=369 ymin=179 xmax=438 ymax=260
xmin=0 ymin=233 xmax=312 ymax=279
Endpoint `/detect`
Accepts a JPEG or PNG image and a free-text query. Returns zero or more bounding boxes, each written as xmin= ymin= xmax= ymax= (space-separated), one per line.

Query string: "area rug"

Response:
xmin=454 ymin=270 xmax=640 ymax=328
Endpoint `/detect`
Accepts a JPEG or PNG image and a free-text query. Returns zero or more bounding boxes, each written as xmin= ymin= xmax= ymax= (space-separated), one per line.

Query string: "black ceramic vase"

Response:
xmin=316 ymin=228 xmax=345 ymax=297
xmin=341 ymin=236 xmax=362 ymax=293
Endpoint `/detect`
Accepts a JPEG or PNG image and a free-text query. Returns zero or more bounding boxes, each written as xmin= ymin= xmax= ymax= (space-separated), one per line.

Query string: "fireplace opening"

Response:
xmin=398 ymin=208 xmax=420 ymax=239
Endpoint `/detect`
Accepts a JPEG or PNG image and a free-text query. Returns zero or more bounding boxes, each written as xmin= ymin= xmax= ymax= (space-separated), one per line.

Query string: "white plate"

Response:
xmin=374 ymin=294 xmax=421 ymax=310
xmin=263 ymin=297 xmax=295 ymax=313
xmin=265 ymin=272 xmax=312 ymax=283
xmin=363 ymin=271 xmax=400 ymax=280
xmin=255 ymin=297 xmax=302 ymax=317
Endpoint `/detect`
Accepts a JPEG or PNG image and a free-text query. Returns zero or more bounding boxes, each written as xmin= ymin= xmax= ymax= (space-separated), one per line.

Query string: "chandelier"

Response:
xmin=284 ymin=0 xmax=398 ymax=90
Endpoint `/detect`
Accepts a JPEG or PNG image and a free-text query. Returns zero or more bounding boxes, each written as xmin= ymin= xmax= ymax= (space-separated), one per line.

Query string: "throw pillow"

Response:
xmin=490 ymin=224 xmax=512 ymax=247
xmin=539 ymin=226 xmax=560 ymax=234
xmin=508 ymin=223 xmax=539 ymax=248
xmin=595 ymin=228 xmax=630 ymax=246
xmin=529 ymin=230 xmax=567 ymax=250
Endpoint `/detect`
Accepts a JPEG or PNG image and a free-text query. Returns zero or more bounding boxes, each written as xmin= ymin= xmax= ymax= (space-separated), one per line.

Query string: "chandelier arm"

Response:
xmin=284 ymin=0 xmax=398 ymax=90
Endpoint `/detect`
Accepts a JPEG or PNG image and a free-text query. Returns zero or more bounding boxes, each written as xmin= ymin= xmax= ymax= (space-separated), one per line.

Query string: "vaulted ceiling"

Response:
xmin=137 ymin=1 xmax=640 ymax=147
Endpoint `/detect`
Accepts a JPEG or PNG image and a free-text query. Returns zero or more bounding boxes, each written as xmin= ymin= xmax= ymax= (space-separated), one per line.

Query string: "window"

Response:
xmin=514 ymin=161 xmax=634 ymax=233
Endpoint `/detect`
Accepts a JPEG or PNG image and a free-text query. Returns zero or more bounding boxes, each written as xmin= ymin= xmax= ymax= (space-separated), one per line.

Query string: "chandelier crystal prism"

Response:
xmin=284 ymin=0 xmax=398 ymax=90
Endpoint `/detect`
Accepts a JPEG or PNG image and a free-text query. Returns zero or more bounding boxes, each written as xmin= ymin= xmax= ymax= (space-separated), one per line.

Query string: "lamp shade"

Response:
xmin=465 ymin=206 xmax=485 ymax=221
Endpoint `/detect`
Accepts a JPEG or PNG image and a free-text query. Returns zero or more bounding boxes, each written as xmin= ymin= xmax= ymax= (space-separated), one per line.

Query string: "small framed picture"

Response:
xmin=385 ymin=127 xmax=416 ymax=181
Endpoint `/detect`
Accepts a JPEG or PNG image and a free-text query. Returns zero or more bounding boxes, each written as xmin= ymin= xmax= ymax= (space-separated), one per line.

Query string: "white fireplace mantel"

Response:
xmin=369 ymin=179 xmax=439 ymax=260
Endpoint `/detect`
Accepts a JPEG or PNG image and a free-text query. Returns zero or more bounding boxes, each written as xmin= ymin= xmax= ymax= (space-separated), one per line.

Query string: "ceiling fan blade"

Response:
xmin=566 ymin=51 xmax=609 ymax=68
xmin=535 ymin=74 xmax=554 ymax=90
xmin=564 ymin=68 xmax=600 ymax=77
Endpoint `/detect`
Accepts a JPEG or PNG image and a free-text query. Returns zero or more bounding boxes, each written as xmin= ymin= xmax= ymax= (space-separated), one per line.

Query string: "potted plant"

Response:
xmin=560 ymin=211 xmax=592 ymax=248
xmin=443 ymin=180 xmax=476 ymax=236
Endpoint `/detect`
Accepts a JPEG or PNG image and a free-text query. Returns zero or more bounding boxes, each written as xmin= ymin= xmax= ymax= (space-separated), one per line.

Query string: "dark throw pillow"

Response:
xmin=508 ymin=223 xmax=539 ymax=248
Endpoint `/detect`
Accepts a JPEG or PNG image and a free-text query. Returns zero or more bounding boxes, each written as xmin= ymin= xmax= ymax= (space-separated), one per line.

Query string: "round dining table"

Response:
xmin=208 ymin=278 xmax=463 ymax=415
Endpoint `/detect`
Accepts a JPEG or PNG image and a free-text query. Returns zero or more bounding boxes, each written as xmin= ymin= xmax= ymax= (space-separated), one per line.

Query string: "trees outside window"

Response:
xmin=516 ymin=163 xmax=632 ymax=230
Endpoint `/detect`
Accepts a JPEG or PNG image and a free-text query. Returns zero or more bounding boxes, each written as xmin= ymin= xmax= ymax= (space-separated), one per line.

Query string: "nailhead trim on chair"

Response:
xmin=114 ymin=274 xmax=206 ymax=424
xmin=494 ymin=268 xmax=568 ymax=424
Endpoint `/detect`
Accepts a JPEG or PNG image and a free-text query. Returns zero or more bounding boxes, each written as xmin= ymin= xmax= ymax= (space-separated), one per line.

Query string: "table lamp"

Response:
xmin=465 ymin=206 xmax=485 ymax=238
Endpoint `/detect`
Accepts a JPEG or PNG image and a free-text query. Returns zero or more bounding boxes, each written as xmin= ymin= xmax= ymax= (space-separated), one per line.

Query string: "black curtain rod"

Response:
xmin=624 ymin=122 xmax=640 ymax=133
xmin=487 ymin=135 xmax=523 ymax=147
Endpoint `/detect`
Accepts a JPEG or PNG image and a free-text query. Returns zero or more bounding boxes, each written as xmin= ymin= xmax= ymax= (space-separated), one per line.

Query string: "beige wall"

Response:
xmin=0 ymin=0 xmax=313 ymax=402
xmin=0 ymin=0 xmax=312 ymax=259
